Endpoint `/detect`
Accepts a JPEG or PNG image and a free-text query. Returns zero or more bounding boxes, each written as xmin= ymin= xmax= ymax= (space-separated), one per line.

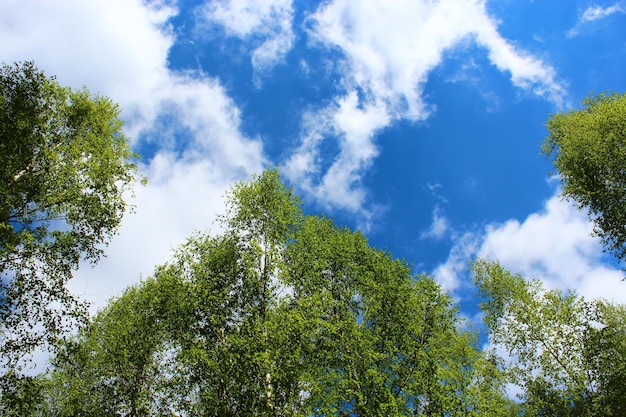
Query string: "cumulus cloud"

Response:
xmin=0 ymin=0 xmax=175 ymax=123
xmin=476 ymin=195 xmax=624 ymax=302
xmin=199 ymin=0 xmax=295 ymax=82
xmin=70 ymin=154 xmax=243 ymax=311
xmin=286 ymin=0 xmax=565 ymax=215
xmin=433 ymin=189 xmax=626 ymax=302
xmin=567 ymin=3 xmax=625 ymax=37
xmin=0 ymin=0 xmax=265 ymax=311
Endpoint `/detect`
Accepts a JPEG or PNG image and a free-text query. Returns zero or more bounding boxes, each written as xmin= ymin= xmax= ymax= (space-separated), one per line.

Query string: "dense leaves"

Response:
xmin=40 ymin=170 xmax=513 ymax=416
xmin=0 ymin=61 xmax=140 ymax=374
xmin=40 ymin=274 xmax=183 ymax=416
xmin=543 ymin=92 xmax=626 ymax=265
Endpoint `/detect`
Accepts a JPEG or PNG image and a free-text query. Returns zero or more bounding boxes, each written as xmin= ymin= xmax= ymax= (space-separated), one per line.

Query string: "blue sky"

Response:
xmin=2 ymin=0 xmax=626 ymax=320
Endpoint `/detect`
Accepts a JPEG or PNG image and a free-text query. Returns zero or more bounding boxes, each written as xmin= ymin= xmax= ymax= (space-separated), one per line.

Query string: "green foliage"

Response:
xmin=0 ymin=61 xmax=140 ymax=371
xmin=224 ymin=167 xmax=302 ymax=246
xmin=542 ymin=92 xmax=626 ymax=265
xmin=584 ymin=302 xmax=626 ymax=416
xmin=0 ymin=371 xmax=47 ymax=417
xmin=40 ymin=274 xmax=184 ymax=416
xmin=284 ymin=215 xmax=454 ymax=415
xmin=41 ymin=169 xmax=510 ymax=416
xmin=473 ymin=258 xmax=626 ymax=416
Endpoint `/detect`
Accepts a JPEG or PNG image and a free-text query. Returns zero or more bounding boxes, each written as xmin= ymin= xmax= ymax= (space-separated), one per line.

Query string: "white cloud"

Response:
xmin=199 ymin=0 xmax=295 ymax=82
xmin=308 ymin=0 xmax=565 ymax=113
xmin=477 ymin=195 xmax=624 ymax=302
xmin=287 ymin=0 xmax=565 ymax=215
xmin=70 ymin=153 xmax=241 ymax=311
xmin=0 ymin=0 xmax=265 ymax=313
xmin=141 ymin=72 xmax=265 ymax=173
xmin=421 ymin=206 xmax=451 ymax=240
xmin=433 ymin=232 xmax=481 ymax=292
xmin=284 ymin=90 xmax=389 ymax=219
xmin=0 ymin=0 xmax=176 ymax=123
xmin=433 ymin=189 xmax=626 ymax=302
xmin=581 ymin=3 xmax=624 ymax=22
xmin=70 ymin=70 xmax=266 ymax=310
xmin=567 ymin=3 xmax=625 ymax=37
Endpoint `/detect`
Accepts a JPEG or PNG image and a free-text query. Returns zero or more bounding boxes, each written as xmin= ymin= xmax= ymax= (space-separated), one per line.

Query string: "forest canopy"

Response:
xmin=26 ymin=169 xmax=518 ymax=416
xmin=22 ymin=168 xmax=626 ymax=416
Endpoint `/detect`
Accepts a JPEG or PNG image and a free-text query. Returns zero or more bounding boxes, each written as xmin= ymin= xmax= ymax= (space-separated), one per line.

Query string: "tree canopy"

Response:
xmin=36 ymin=169 xmax=516 ymax=416
xmin=473 ymin=259 xmax=626 ymax=416
xmin=0 ymin=61 xmax=140 ymax=372
xmin=542 ymin=92 xmax=626 ymax=265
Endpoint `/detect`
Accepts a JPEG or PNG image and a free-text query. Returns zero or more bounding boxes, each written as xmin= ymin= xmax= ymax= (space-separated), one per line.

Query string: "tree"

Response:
xmin=0 ymin=61 xmax=140 ymax=372
xmin=472 ymin=259 xmax=626 ymax=416
xmin=281 ymin=214 xmax=492 ymax=416
xmin=542 ymin=92 xmax=626 ymax=265
xmin=39 ymin=274 xmax=184 ymax=417
xmin=584 ymin=301 xmax=626 ymax=416
xmin=41 ymin=169 xmax=511 ymax=416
